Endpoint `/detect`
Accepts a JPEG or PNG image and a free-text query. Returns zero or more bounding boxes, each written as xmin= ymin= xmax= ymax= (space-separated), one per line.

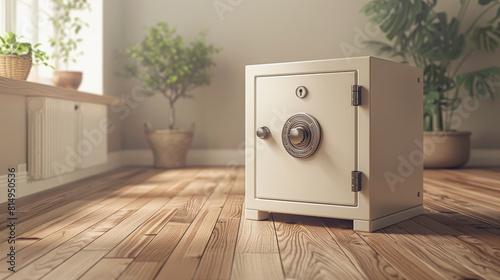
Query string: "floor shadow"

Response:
xmin=376 ymin=211 xmax=500 ymax=239
xmin=274 ymin=210 xmax=500 ymax=241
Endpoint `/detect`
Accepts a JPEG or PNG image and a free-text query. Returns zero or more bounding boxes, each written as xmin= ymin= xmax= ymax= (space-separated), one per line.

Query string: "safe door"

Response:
xmin=255 ymin=71 xmax=358 ymax=206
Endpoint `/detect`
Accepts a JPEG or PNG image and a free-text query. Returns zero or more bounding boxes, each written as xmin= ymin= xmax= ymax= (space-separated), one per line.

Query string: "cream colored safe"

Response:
xmin=245 ymin=57 xmax=424 ymax=232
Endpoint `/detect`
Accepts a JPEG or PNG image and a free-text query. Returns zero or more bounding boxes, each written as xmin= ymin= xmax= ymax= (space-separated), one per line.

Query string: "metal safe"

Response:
xmin=245 ymin=57 xmax=423 ymax=232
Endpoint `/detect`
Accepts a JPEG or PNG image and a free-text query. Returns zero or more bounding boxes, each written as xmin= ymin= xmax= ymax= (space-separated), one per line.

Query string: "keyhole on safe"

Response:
xmin=296 ymin=86 xmax=307 ymax=98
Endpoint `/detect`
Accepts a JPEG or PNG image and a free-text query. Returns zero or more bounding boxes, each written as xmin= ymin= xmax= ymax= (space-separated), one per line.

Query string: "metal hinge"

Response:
xmin=351 ymin=85 xmax=361 ymax=106
xmin=351 ymin=170 xmax=361 ymax=192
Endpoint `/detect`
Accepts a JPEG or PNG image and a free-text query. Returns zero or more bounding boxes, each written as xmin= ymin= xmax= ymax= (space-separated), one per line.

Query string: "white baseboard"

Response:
xmin=120 ymin=149 xmax=245 ymax=167
xmin=0 ymin=154 xmax=124 ymax=203
xmin=466 ymin=149 xmax=500 ymax=167
xmin=0 ymin=149 xmax=244 ymax=203
xmin=0 ymin=164 xmax=28 ymax=203
xmin=0 ymin=148 xmax=495 ymax=204
xmin=109 ymin=148 xmax=500 ymax=168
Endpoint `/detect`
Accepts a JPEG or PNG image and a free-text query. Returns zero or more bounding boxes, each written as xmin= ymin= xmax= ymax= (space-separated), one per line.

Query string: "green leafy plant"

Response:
xmin=362 ymin=0 xmax=500 ymax=131
xmin=122 ymin=21 xmax=221 ymax=130
xmin=0 ymin=31 xmax=52 ymax=68
xmin=49 ymin=0 xmax=91 ymax=69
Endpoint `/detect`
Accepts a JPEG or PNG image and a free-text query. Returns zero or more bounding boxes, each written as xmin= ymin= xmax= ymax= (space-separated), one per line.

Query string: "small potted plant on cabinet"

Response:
xmin=49 ymin=0 xmax=91 ymax=90
xmin=0 ymin=32 xmax=52 ymax=80
xmin=122 ymin=21 xmax=220 ymax=168
xmin=363 ymin=0 xmax=500 ymax=168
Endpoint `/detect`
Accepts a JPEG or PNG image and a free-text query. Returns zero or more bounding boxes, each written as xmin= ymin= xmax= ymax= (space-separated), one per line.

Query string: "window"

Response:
xmin=0 ymin=0 xmax=103 ymax=94
xmin=0 ymin=8 xmax=2 ymax=32
xmin=0 ymin=1 xmax=15 ymax=34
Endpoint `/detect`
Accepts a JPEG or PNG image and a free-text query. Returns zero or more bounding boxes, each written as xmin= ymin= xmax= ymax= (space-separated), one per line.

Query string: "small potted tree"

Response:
xmin=0 ymin=32 xmax=52 ymax=80
xmin=122 ymin=21 xmax=220 ymax=168
xmin=49 ymin=0 xmax=91 ymax=90
xmin=363 ymin=0 xmax=500 ymax=168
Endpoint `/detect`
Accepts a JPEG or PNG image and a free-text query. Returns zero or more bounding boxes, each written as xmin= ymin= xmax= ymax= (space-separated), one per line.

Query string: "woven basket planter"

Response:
xmin=0 ymin=54 xmax=32 ymax=80
xmin=144 ymin=122 xmax=194 ymax=168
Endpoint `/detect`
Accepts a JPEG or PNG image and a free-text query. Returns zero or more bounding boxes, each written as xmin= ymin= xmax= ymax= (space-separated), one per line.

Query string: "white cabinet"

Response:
xmin=245 ymin=57 xmax=424 ymax=232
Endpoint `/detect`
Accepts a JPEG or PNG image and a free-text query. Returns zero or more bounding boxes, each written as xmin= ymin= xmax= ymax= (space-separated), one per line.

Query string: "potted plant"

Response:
xmin=49 ymin=0 xmax=91 ymax=90
xmin=122 ymin=21 xmax=220 ymax=168
xmin=0 ymin=32 xmax=52 ymax=80
xmin=363 ymin=0 xmax=500 ymax=168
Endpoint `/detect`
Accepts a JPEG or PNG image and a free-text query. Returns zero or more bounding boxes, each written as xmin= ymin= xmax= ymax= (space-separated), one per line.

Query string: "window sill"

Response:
xmin=0 ymin=76 xmax=123 ymax=106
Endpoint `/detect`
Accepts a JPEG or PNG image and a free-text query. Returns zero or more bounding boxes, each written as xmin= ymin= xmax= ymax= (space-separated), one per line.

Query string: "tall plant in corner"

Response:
xmin=122 ymin=21 xmax=220 ymax=168
xmin=123 ymin=21 xmax=220 ymax=130
xmin=49 ymin=0 xmax=91 ymax=89
xmin=362 ymin=0 xmax=500 ymax=132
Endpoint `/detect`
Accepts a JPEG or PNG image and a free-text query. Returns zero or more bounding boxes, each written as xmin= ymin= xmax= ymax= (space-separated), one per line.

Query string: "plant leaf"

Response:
xmin=470 ymin=25 xmax=500 ymax=52
xmin=478 ymin=0 xmax=495 ymax=6
xmin=457 ymin=67 xmax=500 ymax=100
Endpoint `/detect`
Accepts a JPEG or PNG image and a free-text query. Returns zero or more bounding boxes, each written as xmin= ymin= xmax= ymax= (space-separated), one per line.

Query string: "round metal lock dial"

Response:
xmin=282 ymin=113 xmax=321 ymax=158
xmin=256 ymin=126 xmax=271 ymax=139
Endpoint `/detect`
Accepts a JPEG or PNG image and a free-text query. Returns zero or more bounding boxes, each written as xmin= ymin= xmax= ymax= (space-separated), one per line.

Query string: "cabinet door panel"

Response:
xmin=255 ymin=72 xmax=357 ymax=206
xmin=77 ymin=102 xmax=107 ymax=169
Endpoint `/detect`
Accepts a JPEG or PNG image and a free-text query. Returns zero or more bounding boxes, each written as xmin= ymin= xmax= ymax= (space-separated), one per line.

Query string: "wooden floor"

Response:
xmin=1 ymin=166 xmax=500 ymax=280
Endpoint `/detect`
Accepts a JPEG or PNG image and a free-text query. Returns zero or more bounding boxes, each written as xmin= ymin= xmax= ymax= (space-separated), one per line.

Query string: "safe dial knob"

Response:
xmin=289 ymin=127 xmax=308 ymax=146
xmin=256 ymin=126 xmax=271 ymax=139
xmin=282 ymin=113 xmax=321 ymax=158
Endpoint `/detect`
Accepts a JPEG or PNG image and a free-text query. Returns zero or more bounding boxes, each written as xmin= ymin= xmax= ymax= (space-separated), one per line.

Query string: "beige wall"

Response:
xmin=103 ymin=0 xmax=125 ymax=152
xmin=0 ymin=94 xmax=26 ymax=176
xmin=104 ymin=0 xmax=500 ymax=150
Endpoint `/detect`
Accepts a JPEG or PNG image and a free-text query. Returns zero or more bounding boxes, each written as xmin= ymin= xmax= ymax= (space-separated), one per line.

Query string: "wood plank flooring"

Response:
xmin=1 ymin=166 xmax=499 ymax=279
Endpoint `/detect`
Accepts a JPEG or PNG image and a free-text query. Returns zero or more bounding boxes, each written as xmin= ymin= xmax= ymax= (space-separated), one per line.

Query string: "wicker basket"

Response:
xmin=0 ymin=54 xmax=33 ymax=80
xmin=144 ymin=122 xmax=195 ymax=168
